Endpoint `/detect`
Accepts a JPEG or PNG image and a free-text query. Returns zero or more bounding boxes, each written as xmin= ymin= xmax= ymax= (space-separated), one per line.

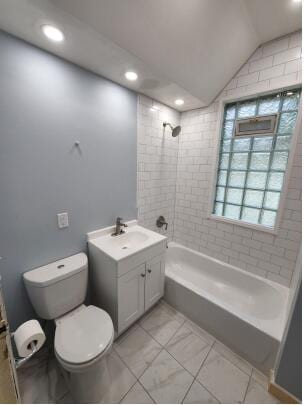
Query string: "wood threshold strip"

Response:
xmin=268 ymin=370 xmax=300 ymax=404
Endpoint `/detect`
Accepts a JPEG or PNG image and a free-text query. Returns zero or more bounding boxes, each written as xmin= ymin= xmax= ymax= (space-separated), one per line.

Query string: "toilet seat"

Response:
xmin=54 ymin=305 xmax=114 ymax=367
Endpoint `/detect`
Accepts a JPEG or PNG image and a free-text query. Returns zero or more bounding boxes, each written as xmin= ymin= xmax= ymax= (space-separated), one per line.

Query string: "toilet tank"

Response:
xmin=23 ymin=253 xmax=88 ymax=320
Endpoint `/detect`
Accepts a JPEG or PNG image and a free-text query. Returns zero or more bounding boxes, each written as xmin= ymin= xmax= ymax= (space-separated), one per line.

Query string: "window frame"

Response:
xmin=208 ymin=84 xmax=302 ymax=234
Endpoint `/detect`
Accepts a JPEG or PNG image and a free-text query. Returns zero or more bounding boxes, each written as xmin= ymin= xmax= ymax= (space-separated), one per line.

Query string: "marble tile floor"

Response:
xmin=17 ymin=300 xmax=280 ymax=404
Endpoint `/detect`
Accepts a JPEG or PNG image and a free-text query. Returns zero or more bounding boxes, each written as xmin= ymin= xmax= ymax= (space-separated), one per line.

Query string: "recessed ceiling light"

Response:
xmin=175 ymin=99 xmax=184 ymax=106
xmin=125 ymin=71 xmax=138 ymax=81
xmin=41 ymin=25 xmax=64 ymax=42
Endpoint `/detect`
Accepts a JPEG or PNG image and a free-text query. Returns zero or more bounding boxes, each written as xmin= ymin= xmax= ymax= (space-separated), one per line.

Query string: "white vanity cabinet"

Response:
xmin=118 ymin=254 xmax=165 ymax=332
xmin=87 ymin=222 xmax=167 ymax=335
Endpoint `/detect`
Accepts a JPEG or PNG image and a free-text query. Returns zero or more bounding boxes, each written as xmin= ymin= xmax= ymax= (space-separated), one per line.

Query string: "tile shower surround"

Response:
xmin=138 ymin=31 xmax=302 ymax=287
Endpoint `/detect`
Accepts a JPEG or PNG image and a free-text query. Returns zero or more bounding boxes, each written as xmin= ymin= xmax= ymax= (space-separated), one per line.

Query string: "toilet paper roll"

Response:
xmin=14 ymin=319 xmax=46 ymax=358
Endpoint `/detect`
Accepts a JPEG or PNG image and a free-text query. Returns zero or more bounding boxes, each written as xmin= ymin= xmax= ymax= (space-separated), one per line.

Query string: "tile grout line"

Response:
xmin=148 ymin=347 xmax=196 ymax=404
xmin=123 ymin=314 xmax=195 ymax=403
xmin=114 ymin=323 xmax=140 ymax=346
xmin=114 ymin=301 xmax=188 ymax=386
xmin=180 ymin=377 xmax=196 ymax=404
xmin=191 ymin=340 xmax=223 ymax=402
xmin=211 ymin=342 xmax=253 ymax=377
xmin=195 ymin=340 xmax=215 ymax=377
xmin=112 ymin=346 xmax=139 ymax=381
xmin=180 ymin=340 xmax=220 ymax=404
xmin=140 ymin=306 xmax=187 ymax=350
xmin=195 ymin=340 xmax=254 ymax=403
xmin=164 ymin=326 xmax=214 ymax=378
xmin=118 ymin=378 xmax=139 ymax=404
xmin=241 ymin=367 xmax=253 ymax=403
xmin=114 ymin=323 xmax=163 ymax=382
xmin=126 ymin=301 xmax=247 ymax=404
xmin=137 ymin=379 xmax=157 ymax=404
xmin=111 ymin=345 xmax=143 ymax=403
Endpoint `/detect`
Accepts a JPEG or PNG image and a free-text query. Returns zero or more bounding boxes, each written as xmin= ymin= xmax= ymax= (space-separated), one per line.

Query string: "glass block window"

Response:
xmin=213 ymin=89 xmax=301 ymax=228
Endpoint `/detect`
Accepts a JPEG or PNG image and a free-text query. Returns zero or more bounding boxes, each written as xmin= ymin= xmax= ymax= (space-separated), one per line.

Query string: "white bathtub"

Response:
xmin=164 ymin=242 xmax=289 ymax=373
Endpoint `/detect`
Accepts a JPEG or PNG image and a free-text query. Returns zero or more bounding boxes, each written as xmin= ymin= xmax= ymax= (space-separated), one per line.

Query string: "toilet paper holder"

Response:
xmin=11 ymin=332 xmax=38 ymax=369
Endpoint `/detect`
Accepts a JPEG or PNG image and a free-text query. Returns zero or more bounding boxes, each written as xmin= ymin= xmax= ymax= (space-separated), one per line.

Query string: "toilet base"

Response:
xmin=59 ymin=350 xmax=113 ymax=404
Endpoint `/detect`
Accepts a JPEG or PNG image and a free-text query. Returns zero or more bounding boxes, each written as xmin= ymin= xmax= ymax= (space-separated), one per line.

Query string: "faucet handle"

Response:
xmin=116 ymin=217 xmax=128 ymax=227
xmin=156 ymin=216 xmax=168 ymax=230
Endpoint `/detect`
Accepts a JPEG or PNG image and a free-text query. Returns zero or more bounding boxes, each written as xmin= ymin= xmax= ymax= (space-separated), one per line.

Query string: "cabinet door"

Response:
xmin=145 ymin=254 xmax=165 ymax=311
xmin=118 ymin=263 xmax=145 ymax=334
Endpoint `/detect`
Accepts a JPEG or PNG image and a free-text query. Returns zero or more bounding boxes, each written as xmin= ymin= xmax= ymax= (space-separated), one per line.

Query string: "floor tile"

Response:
xmin=251 ymin=368 xmax=269 ymax=389
xmin=160 ymin=300 xmax=186 ymax=320
xmin=115 ymin=325 xmax=162 ymax=377
xmin=197 ymin=348 xmax=250 ymax=404
xmin=166 ymin=323 xmax=211 ymax=376
xmin=244 ymin=378 xmax=280 ymax=403
xmin=140 ymin=302 xmax=184 ymax=345
xmin=114 ymin=323 xmax=140 ymax=349
xmin=97 ymin=350 xmax=137 ymax=403
xmin=183 ymin=320 xmax=216 ymax=346
xmin=47 ymin=357 xmax=69 ymax=402
xmin=213 ymin=341 xmax=252 ymax=375
xmin=56 ymin=391 xmax=74 ymax=403
xmin=18 ymin=350 xmax=64 ymax=404
xmin=121 ymin=382 xmax=154 ymax=404
xmin=18 ymin=355 xmax=49 ymax=404
xmin=183 ymin=380 xmax=219 ymax=404
xmin=140 ymin=349 xmax=194 ymax=404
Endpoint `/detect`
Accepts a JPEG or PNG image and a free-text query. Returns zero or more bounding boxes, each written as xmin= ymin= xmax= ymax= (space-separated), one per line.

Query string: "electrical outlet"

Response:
xmin=57 ymin=212 xmax=69 ymax=229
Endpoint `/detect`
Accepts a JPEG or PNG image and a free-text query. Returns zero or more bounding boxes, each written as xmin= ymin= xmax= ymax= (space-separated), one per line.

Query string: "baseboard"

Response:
xmin=268 ymin=370 xmax=300 ymax=404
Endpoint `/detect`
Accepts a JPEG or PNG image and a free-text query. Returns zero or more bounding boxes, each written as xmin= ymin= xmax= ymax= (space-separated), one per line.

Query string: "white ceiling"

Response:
xmin=0 ymin=0 xmax=301 ymax=111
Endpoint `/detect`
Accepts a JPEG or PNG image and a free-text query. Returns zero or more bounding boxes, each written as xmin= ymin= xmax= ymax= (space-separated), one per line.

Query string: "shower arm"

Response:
xmin=163 ymin=122 xmax=173 ymax=130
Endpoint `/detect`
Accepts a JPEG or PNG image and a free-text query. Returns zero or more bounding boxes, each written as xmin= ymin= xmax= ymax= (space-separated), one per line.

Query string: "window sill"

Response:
xmin=209 ymin=214 xmax=278 ymax=235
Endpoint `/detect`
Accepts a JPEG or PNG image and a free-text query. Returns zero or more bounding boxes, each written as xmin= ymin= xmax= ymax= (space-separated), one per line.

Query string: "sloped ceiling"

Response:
xmin=0 ymin=0 xmax=301 ymax=111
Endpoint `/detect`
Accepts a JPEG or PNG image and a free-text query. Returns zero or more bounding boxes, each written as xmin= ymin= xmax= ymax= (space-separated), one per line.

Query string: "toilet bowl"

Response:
xmin=23 ymin=253 xmax=114 ymax=403
xmin=55 ymin=305 xmax=114 ymax=402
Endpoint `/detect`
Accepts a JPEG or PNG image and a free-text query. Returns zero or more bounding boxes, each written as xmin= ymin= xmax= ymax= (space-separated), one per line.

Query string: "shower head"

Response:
xmin=163 ymin=122 xmax=181 ymax=137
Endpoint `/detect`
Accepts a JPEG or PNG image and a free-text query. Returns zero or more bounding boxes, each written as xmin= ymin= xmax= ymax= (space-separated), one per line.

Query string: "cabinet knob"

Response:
xmin=141 ymin=273 xmax=146 ymax=277
xmin=147 ymin=269 xmax=152 ymax=273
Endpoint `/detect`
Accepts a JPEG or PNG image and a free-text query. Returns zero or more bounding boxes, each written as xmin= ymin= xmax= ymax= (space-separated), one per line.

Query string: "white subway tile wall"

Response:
xmin=138 ymin=31 xmax=301 ymax=287
xmin=137 ymin=96 xmax=180 ymax=239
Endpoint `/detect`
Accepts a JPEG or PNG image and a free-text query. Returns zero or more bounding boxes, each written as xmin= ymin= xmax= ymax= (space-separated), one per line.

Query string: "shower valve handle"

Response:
xmin=156 ymin=216 xmax=168 ymax=230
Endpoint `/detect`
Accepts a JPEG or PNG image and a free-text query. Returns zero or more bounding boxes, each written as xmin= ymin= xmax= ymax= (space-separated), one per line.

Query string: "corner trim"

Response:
xmin=268 ymin=370 xmax=300 ymax=404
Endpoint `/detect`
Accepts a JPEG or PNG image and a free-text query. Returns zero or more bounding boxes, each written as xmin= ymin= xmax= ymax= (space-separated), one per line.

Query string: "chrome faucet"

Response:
xmin=112 ymin=217 xmax=128 ymax=236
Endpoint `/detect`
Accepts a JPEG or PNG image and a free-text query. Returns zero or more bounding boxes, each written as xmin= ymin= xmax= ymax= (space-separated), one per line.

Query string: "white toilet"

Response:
xmin=23 ymin=252 xmax=114 ymax=403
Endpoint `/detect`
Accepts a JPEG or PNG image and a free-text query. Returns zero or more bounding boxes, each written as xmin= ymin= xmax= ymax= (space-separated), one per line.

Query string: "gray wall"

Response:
xmin=0 ymin=31 xmax=137 ymax=330
xmin=276 ymin=284 xmax=302 ymax=400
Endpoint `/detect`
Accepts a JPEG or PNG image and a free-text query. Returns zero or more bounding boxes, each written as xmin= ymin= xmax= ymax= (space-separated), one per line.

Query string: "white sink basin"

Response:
xmin=87 ymin=221 xmax=167 ymax=261
xmin=105 ymin=230 xmax=149 ymax=250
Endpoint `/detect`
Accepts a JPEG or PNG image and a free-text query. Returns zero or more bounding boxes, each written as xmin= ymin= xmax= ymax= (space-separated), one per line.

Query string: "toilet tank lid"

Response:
xmin=23 ymin=253 xmax=88 ymax=287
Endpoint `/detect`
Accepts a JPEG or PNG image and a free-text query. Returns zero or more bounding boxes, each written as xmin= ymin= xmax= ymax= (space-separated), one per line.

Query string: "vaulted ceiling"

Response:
xmin=0 ymin=0 xmax=301 ymax=111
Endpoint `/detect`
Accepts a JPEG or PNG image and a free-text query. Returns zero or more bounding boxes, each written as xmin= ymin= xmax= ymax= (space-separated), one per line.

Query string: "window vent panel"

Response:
xmin=235 ymin=115 xmax=277 ymax=136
